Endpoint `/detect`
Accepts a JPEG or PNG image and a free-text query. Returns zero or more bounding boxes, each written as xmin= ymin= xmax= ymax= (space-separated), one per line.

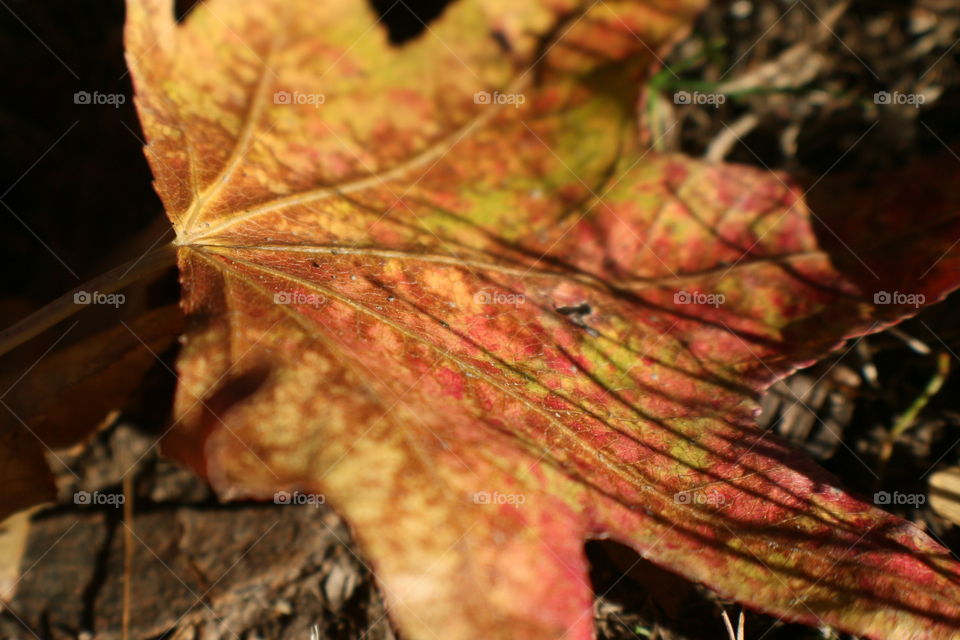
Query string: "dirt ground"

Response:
xmin=1 ymin=0 xmax=959 ymax=639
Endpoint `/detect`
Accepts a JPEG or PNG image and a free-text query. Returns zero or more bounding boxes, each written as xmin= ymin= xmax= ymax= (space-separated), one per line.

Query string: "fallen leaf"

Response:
xmin=125 ymin=1 xmax=960 ymax=638
xmin=0 ymin=503 xmax=34 ymax=603
xmin=930 ymin=467 xmax=960 ymax=527
xmin=0 ymin=303 xmax=182 ymax=520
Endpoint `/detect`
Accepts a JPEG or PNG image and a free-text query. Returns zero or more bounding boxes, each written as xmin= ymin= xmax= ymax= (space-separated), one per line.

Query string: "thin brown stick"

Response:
xmin=0 ymin=242 xmax=178 ymax=357
xmin=122 ymin=471 xmax=134 ymax=640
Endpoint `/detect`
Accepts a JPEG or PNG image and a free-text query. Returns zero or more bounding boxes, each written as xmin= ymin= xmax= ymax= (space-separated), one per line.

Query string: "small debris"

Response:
xmin=322 ymin=561 xmax=359 ymax=610
xmin=556 ymin=302 xmax=599 ymax=337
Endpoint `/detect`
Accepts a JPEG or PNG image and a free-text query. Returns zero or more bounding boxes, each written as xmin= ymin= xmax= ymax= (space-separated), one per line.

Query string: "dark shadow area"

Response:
xmin=174 ymin=0 xmax=204 ymax=23
xmin=0 ymin=0 xmax=162 ymax=309
xmin=585 ymin=540 xmax=829 ymax=640
xmin=368 ymin=0 xmax=455 ymax=44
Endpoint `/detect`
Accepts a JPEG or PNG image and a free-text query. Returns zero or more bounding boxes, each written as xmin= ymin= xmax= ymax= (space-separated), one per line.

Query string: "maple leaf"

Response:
xmin=124 ymin=0 xmax=960 ymax=638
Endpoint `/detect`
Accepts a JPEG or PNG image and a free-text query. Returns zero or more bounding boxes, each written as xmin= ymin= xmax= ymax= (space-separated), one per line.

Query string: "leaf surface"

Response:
xmin=126 ymin=1 xmax=960 ymax=638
